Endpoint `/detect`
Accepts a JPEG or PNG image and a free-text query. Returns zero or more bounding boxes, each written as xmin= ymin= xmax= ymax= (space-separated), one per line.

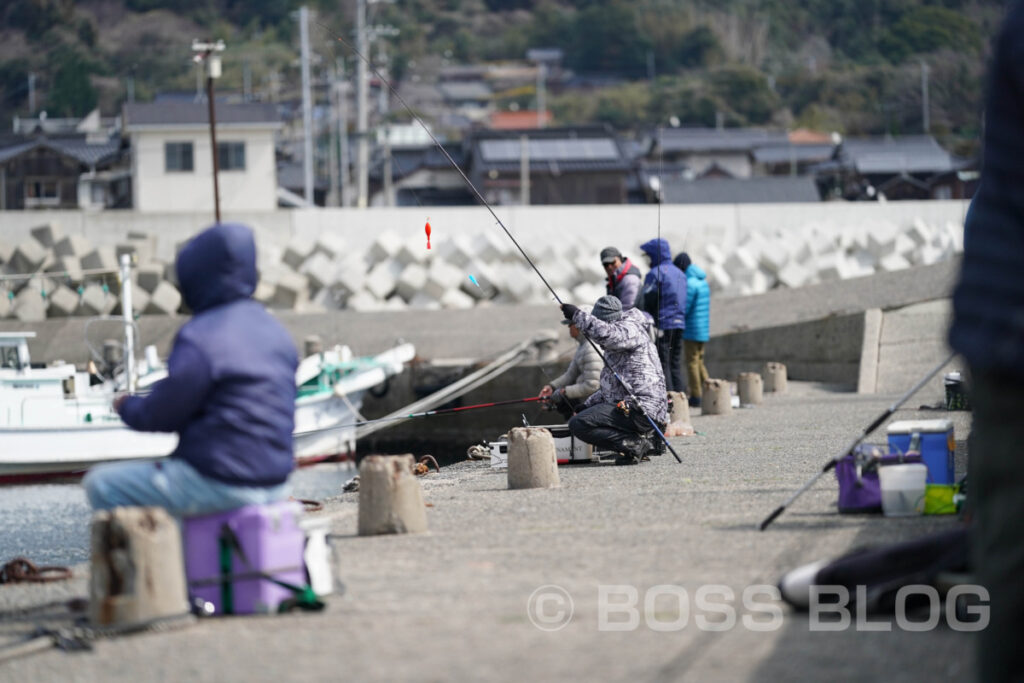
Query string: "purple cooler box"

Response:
xmin=836 ymin=446 xmax=921 ymax=513
xmin=184 ymin=501 xmax=306 ymax=615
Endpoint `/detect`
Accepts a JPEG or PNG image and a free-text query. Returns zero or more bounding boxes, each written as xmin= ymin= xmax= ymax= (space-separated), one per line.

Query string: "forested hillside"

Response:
xmin=0 ymin=0 xmax=1011 ymax=154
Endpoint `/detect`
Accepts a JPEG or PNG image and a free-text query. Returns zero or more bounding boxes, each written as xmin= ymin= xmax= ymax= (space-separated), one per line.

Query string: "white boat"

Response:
xmin=0 ymin=255 xmax=414 ymax=483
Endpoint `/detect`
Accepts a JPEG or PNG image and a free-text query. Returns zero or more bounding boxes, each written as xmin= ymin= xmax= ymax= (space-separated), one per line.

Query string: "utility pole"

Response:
xmin=383 ymin=126 xmax=393 ymax=206
xmin=299 ymin=5 xmax=315 ymax=206
xmin=192 ymin=39 xmax=226 ymax=224
xmin=242 ymin=61 xmax=252 ymax=102
xmin=921 ymin=60 xmax=930 ymax=135
xmin=536 ymin=63 xmax=547 ymax=129
xmin=356 ymin=0 xmax=369 ymax=208
xmin=520 ymin=135 xmax=530 ymax=205
xmin=328 ymin=63 xmax=339 ymax=207
xmin=28 ymin=73 xmax=35 ymax=114
xmin=336 ymin=58 xmax=351 ymax=208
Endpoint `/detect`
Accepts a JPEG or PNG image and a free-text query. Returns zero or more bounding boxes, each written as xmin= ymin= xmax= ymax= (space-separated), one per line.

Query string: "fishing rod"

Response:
xmin=331 ymin=396 xmax=544 ymax=431
xmin=757 ymin=352 xmax=956 ymax=531
xmin=318 ymin=22 xmax=681 ymax=464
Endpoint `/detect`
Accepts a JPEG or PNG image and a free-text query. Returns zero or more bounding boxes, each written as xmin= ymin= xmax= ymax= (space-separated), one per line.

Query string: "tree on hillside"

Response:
xmin=47 ymin=50 xmax=98 ymax=117
xmin=567 ymin=1 xmax=651 ymax=76
xmin=878 ymin=6 xmax=981 ymax=63
xmin=4 ymin=0 xmax=71 ymax=40
xmin=710 ymin=66 xmax=778 ymax=125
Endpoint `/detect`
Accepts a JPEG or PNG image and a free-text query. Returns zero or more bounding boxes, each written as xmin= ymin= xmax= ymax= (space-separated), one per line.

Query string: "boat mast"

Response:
xmin=119 ymin=253 xmax=137 ymax=392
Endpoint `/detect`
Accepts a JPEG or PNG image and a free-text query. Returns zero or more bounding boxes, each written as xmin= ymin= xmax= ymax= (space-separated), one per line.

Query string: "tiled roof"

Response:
xmin=753 ymin=143 xmax=836 ymax=165
xmin=438 ymin=82 xmax=493 ymax=102
xmin=0 ymin=137 xmax=122 ymax=167
xmin=839 ymin=136 xmax=957 ymax=174
xmin=489 ymin=110 xmax=553 ymax=130
xmin=124 ymin=102 xmax=281 ymax=127
xmin=657 ymin=128 xmax=789 ymax=154
xmin=662 ymin=176 xmax=821 ymax=204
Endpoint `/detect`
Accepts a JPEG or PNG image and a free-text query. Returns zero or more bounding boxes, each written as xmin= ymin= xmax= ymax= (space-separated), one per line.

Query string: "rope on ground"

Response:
xmin=0 ymin=558 xmax=72 ymax=584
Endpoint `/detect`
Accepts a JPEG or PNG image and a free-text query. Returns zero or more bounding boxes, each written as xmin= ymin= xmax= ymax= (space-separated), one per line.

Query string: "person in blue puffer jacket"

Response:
xmin=674 ymin=252 xmax=710 ymax=407
xmin=639 ymin=238 xmax=686 ymax=394
xmin=84 ymin=222 xmax=299 ymax=518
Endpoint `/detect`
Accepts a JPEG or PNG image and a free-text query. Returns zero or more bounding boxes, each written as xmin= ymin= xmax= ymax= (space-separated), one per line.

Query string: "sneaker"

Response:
xmin=688 ymin=396 xmax=701 ymax=408
xmin=777 ymin=559 xmax=829 ymax=610
xmin=646 ymin=438 xmax=666 ymax=456
xmin=614 ymin=453 xmax=640 ymax=466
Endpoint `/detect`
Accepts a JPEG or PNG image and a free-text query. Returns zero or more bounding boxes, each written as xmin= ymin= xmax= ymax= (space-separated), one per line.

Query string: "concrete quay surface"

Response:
xmin=1 ymin=382 xmax=972 ymax=682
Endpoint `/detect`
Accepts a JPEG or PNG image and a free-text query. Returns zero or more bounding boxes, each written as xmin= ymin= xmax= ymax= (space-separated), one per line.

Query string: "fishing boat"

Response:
xmin=0 ymin=255 xmax=414 ymax=483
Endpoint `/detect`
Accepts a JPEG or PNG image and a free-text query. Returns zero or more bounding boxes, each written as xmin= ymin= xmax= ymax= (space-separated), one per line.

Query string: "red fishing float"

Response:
xmin=425 ymin=218 xmax=432 ymax=249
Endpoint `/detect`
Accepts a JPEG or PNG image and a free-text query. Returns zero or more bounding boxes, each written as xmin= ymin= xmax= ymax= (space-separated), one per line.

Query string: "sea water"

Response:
xmin=0 ymin=463 xmax=356 ymax=567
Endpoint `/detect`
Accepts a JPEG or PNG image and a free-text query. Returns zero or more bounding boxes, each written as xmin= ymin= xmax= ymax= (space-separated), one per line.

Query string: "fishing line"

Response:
xmin=318 ymin=21 xmax=681 ymax=463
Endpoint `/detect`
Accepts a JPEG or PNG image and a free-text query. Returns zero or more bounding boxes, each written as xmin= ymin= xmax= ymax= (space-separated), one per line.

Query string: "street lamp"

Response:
xmin=192 ymin=39 xmax=226 ymax=223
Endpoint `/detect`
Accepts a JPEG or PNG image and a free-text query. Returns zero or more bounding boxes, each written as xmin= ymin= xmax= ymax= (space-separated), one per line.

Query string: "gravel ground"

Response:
xmin=0 ymin=382 xmax=974 ymax=682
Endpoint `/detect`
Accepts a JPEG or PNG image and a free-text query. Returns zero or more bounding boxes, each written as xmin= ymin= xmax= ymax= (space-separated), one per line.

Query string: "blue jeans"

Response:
xmin=83 ymin=458 xmax=289 ymax=518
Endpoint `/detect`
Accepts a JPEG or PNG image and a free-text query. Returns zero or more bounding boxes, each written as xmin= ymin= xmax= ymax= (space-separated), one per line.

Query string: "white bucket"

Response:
xmin=878 ymin=463 xmax=928 ymax=517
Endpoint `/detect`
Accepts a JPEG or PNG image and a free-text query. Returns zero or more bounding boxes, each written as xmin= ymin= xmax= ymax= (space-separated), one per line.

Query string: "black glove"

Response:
xmin=560 ymin=303 xmax=579 ymax=322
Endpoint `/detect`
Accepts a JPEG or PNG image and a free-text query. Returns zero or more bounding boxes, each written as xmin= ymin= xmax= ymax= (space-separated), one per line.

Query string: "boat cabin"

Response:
xmin=0 ymin=332 xmax=35 ymax=371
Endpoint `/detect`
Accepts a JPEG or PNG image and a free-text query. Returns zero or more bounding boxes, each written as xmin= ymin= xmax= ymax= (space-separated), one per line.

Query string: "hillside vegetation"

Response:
xmin=1 ymin=0 xmax=1011 ymax=155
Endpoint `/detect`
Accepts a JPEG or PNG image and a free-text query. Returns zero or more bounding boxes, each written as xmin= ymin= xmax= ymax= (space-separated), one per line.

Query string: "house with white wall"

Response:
xmin=123 ymin=102 xmax=281 ymax=213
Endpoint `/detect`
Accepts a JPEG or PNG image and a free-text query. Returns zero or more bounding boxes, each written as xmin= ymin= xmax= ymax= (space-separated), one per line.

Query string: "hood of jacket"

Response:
xmin=176 ymin=223 xmax=258 ymax=313
xmin=688 ymin=264 xmax=707 ymax=280
xmin=640 ymin=238 xmax=673 ymax=266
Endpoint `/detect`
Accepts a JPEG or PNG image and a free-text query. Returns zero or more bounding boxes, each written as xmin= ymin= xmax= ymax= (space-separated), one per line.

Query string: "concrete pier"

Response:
xmin=0 ymin=383 xmax=971 ymax=681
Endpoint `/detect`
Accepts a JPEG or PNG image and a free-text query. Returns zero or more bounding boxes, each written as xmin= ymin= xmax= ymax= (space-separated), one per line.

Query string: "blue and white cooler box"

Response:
xmin=886 ymin=419 xmax=956 ymax=484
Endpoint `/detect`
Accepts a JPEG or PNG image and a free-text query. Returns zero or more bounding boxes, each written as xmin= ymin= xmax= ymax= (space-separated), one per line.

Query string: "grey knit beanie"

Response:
xmin=592 ymin=295 xmax=623 ymax=322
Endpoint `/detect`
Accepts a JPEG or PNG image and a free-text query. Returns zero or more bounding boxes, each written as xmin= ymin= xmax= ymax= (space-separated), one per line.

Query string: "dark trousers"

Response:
xmin=656 ymin=328 xmax=685 ymax=394
xmin=569 ymin=402 xmax=652 ymax=455
xmin=970 ymin=370 xmax=1024 ymax=682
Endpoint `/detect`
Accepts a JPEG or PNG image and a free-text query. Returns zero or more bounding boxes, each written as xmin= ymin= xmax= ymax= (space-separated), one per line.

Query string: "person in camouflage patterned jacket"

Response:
xmin=561 ymin=295 xmax=667 ymax=465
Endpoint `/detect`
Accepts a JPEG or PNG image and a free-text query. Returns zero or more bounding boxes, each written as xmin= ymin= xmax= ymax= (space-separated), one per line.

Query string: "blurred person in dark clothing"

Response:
xmin=948 ymin=3 xmax=1024 ymax=680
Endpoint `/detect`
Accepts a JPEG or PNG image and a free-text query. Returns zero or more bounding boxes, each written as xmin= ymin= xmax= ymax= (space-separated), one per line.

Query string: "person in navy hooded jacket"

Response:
xmin=638 ymin=238 xmax=687 ymax=394
xmin=84 ymin=223 xmax=299 ymax=518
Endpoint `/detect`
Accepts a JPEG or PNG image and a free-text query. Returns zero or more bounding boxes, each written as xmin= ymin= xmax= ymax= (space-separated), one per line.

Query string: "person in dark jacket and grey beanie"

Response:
xmin=562 ymin=295 xmax=667 ymax=466
xmin=948 ymin=3 xmax=1024 ymax=679
xmin=84 ymin=222 xmax=299 ymax=517
xmin=601 ymin=246 xmax=642 ymax=311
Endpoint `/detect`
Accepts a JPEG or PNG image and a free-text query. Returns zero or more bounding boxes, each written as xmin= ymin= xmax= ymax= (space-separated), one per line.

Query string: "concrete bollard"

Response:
xmin=701 ymin=379 xmax=733 ymax=416
xmin=89 ymin=506 xmax=189 ymax=627
xmin=664 ymin=391 xmax=695 ymax=436
xmin=507 ymin=427 xmax=560 ymax=490
xmin=738 ymin=372 xmax=763 ymax=406
xmin=358 ymin=455 xmax=429 ymax=536
xmin=764 ymin=362 xmax=788 ymax=393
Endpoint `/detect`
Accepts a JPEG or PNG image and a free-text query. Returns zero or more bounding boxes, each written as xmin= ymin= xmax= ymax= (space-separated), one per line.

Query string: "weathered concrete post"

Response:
xmin=701 ymin=379 xmax=733 ymax=415
xmin=738 ymin=372 xmax=764 ymax=406
xmin=358 ymin=454 xmax=429 ymax=535
xmin=507 ymin=427 xmax=560 ymax=489
xmin=664 ymin=391 xmax=693 ymax=436
xmin=764 ymin=362 xmax=788 ymax=393
xmin=89 ymin=507 xmax=189 ymax=627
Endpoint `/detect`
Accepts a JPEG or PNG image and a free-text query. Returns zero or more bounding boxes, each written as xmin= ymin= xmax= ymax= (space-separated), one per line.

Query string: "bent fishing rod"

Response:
xmin=757 ymin=352 xmax=956 ymax=531
xmin=319 ymin=22 xmax=682 ymax=464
